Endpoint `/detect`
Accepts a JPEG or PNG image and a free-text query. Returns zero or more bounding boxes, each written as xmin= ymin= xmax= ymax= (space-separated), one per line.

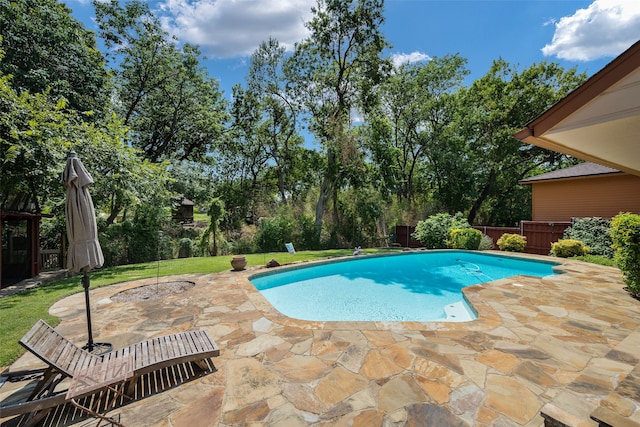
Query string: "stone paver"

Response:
xmin=2 ymin=251 xmax=640 ymax=426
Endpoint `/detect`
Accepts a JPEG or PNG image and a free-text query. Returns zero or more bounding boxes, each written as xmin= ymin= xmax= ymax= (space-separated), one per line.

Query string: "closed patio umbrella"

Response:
xmin=63 ymin=151 xmax=109 ymax=352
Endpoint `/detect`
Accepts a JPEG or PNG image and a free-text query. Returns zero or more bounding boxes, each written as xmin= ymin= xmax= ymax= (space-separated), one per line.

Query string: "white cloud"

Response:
xmin=390 ymin=51 xmax=431 ymax=68
xmin=542 ymin=0 xmax=640 ymax=61
xmin=156 ymin=0 xmax=314 ymax=58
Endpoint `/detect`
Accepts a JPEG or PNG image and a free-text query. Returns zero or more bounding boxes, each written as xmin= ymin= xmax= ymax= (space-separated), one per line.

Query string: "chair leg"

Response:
xmin=70 ymin=398 xmax=126 ymax=427
xmin=27 ymin=368 xmax=63 ymax=400
xmin=193 ymin=358 xmax=215 ymax=372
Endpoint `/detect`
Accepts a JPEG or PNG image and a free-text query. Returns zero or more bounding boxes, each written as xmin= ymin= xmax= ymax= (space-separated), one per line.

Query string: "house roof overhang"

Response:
xmin=514 ymin=40 xmax=640 ymax=177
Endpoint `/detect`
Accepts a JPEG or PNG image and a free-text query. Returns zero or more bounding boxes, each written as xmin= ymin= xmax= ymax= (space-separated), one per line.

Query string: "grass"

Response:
xmin=0 ymin=248 xmax=397 ymax=368
xmin=192 ymin=211 xmax=209 ymax=223
xmin=571 ymin=254 xmax=617 ymax=267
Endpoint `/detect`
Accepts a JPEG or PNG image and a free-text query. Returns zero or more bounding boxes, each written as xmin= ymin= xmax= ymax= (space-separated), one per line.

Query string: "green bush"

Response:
xmin=550 ymin=239 xmax=589 ymax=258
xmin=178 ymin=238 xmax=196 ymax=258
xmin=478 ymin=234 xmax=494 ymax=251
xmin=610 ymin=212 xmax=640 ymax=295
xmin=448 ymin=228 xmax=482 ymax=250
xmin=563 ymin=217 xmax=614 ymax=258
xmin=412 ymin=212 xmax=470 ymax=249
xmin=255 ymin=216 xmax=290 ymax=253
xmin=496 ymin=233 xmax=526 ymax=252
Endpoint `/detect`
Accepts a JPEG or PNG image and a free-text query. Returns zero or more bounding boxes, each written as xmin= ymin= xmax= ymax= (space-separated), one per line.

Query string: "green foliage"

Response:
xmin=200 ymin=198 xmax=226 ymax=256
xmin=254 ymin=214 xmax=320 ymax=253
xmin=496 ymin=233 xmax=527 ymax=252
xmin=412 ymin=212 xmax=470 ymax=249
xmin=571 ymin=255 xmax=617 ymax=267
xmin=478 ymin=234 xmax=494 ymax=251
xmin=0 ymin=0 xmax=109 ymax=114
xmin=563 ymin=217 xmax=614 ymax=258
xmin=255 ymin=215 xmax=295 ymax=253
xmin=363 ymin=55 xmax=468 ymax=203
xmin=448 ymin=228 xmax=482 ymax=250
xmin=0 ymin=73 xmax=70 ymax=211
xmin=551 ymin=239 xmax=589 ymax=258
xmin=226 ymin=225 xmax=258 ymax=255
xmin=286 ymin=0 xmax=391 ymax=233
xmin=100 ymin=204 xmax=172 ymax=267
xmin=610 ymin=213 xmax=640 ymax=294
xmin=453 ymin=60 xmax=586 ymax=225
xmin=93 ymin=0 xmax=228 ymax=162
xmin=334 ymin=187 xmax=385 ymax=248
xmin=178 ymin=238 xmax=196 ymax=258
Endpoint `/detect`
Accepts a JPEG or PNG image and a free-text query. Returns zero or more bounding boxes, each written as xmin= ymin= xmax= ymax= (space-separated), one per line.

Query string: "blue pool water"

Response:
xmin=250 ymin=251 xmax=559 ymax=322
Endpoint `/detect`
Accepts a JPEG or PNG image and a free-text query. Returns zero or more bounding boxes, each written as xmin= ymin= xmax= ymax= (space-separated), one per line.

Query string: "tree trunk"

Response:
xmin=467 ymin=169 xmax=495 ymax=224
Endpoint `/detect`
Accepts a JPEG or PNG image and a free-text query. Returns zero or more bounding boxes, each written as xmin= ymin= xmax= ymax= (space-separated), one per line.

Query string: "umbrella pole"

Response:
xmin=82 ymin=271 xmax=95 ymax=351
xmin=81 ymin=270 xmax=113 ymax=354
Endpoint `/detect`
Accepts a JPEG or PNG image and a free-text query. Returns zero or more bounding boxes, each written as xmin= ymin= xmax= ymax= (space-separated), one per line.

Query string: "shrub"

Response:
xmin=178 ymin=238 xmax=196 ymax=258
xmin=448 ymin=228 xmax=482 ymax=250
xmin=412 ymin=212 xmax=470 ymax=249
xmin=478 ymin=234 xmax=494 ymax=251
xmin=610 ymin=212 xmax=640 ymax=295
xmin=496 ymin=233 xmax=526 ymax=252
xmin=255 ymin=215 xmax=298 ymax=253
xmin=551 ymin=239 xmax=589 ymax=258
xmin=563 ymin=217 xmax=614 ymax=258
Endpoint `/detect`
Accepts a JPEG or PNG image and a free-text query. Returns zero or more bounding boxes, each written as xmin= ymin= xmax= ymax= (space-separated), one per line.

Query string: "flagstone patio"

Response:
xmin=3 ymin=252 xmax=640 ymax=426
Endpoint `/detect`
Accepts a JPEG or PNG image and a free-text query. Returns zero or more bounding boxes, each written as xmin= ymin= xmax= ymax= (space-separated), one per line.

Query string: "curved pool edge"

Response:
xmin=237 ymin=250 xmax=582 ymax=332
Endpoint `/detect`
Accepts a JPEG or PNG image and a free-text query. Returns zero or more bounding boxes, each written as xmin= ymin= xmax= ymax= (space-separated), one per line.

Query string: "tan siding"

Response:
xmin=531 ymin=174 xmax=640 ymax=221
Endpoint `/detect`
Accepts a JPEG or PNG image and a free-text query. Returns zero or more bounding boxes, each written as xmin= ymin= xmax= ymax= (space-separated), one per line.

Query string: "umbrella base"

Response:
xmin=83 ymin=342 xmax=113 ymax=355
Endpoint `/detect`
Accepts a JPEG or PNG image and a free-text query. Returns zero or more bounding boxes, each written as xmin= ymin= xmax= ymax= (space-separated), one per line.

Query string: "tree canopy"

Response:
xmin=0 ymin=0 xmax=588 ymax=266
xmin=0 ymin=0 xmax=109 ymax=115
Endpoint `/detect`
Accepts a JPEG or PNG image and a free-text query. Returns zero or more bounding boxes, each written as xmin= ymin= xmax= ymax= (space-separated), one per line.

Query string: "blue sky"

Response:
xmin=64 ymin=0 xmax=639 ymax=98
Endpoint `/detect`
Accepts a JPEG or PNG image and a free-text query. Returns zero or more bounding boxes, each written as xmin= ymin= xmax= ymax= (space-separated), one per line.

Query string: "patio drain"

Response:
xmin=111 ymin=281 xmax=195 ymax=302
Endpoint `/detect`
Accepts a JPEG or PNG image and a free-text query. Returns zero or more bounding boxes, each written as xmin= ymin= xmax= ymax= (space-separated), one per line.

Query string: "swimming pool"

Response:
xmin=250 ymin=251 xmax=559 ymax=322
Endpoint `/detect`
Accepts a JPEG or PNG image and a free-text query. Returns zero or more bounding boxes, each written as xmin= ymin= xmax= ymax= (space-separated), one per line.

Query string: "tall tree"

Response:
xmin=455 ymin=60 xmax=586 ymax=225
xmin=1 ymin=71 xmax=69 ymax=213
xmin=0 ymin=57 xmax=166 ymax=223
xmin=247 ymin=37 xmax=303 ymax=205
xmin=365 ymin=55 xmax=468 ymax=203
xmin=0 ymin=0 xmax=109 ymax=115
xmin=224 ymin=84 xmax=271 ymax=224
xmin=286 ymin=0 xmax=391 ymax=233
xmin=93 ymin=0 xmax=227 ymax=162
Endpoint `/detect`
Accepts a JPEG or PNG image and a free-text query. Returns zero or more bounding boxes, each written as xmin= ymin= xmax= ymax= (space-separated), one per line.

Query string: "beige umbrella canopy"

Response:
xmin=63 ymin=151 xmax=108 ymax=352
xmin=63 ymin=152 xmax=104 ymax=272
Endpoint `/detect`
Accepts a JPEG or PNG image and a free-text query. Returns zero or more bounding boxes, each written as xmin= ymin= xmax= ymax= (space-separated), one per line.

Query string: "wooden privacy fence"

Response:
xmin=395 ymin=221 xmax=571 ymax=255
xmin=519 ymin=221 xmax=571 ymax=255
xmin=393 ymin=225 xmax=422 ymax=248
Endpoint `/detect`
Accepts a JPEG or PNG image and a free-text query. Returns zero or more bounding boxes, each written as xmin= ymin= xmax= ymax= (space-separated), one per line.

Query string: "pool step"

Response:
xmin=443 ymin=301 xmax=475 ymax=322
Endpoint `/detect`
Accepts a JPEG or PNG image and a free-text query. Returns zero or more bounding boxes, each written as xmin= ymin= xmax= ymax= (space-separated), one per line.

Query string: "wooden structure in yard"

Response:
xmin=1 ymin=193 xmax=45 ymax=287
xmin=173 ymin=197 xmax=194 ymax=224
xmin=519 ymin=162 xmax=640 ymax=222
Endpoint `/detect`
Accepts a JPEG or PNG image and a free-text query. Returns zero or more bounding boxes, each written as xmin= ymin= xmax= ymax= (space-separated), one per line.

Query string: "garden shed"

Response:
xmin=0 ymin=195 xmax=43 ymax=287
xmin=519 ymin=162 xmax=640 ymax=222
xmin=173 ymin=197 xmax=195 ymax=223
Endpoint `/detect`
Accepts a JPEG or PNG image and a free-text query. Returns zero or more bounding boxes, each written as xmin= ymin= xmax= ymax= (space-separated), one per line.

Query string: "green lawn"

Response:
xmin=0 ymin=248 xmax=397 ymax=367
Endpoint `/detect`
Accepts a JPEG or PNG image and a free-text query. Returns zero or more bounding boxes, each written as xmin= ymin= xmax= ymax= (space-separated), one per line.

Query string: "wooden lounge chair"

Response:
xmin=0 ymin=319 xmax=219 ymax=426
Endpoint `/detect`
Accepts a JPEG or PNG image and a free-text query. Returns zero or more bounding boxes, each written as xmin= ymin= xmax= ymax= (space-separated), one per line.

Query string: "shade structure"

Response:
xmin=63 ymin=152 xmax=104 ymax=272
xmin=63 ymin=151 xmax=107 ymax=352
